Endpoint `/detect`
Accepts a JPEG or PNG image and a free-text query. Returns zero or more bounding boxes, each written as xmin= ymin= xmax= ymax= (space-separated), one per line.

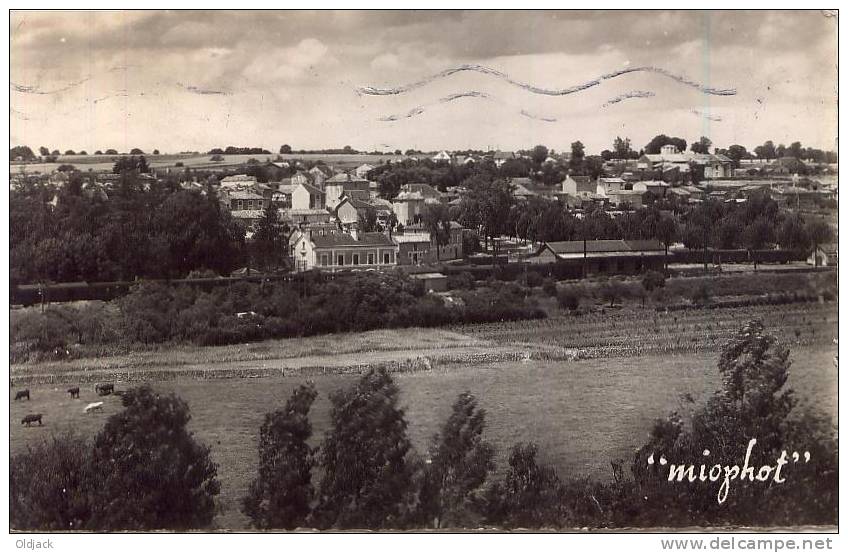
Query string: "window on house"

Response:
xmin=337 ymin=254 xmax=344 ymax=266
xmin=353 ymin=254 xmax=360 ymax=265
xmin=368 ymin=253 xmax=375 ymax=265
xmin=320 ymin=254 xmax=328 ymax=266
xmin=383 ymin=253 xmax=390 ymax=264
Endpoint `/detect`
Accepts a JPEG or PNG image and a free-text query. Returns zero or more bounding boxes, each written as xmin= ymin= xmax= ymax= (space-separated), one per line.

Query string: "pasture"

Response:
xmin=9 ymin=152 xmax=406 ymax=174
xmin=10 ymin=344 xmax=837 ymax=530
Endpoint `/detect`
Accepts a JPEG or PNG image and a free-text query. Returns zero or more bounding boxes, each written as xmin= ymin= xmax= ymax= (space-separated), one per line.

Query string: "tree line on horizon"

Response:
xmin=11 ymin=135 xmax=837 ymax=165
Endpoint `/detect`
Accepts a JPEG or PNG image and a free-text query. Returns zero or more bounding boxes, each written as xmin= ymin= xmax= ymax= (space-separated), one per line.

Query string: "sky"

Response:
xmin=10 ymin=10 xmax=839 ymax=155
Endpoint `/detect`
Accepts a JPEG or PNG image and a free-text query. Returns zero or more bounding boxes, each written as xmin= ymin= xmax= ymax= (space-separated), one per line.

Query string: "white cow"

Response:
xmin=84 ymin=401 xmax=104 ymax=414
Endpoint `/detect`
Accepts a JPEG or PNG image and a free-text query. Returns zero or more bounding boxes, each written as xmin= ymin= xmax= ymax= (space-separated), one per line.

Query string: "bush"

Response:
xmin=690 ymin=282 xmax=712 ymax=306
xmin=541 ymin=278 xmax=558 ymax=297
xmin=447 ymin=271 xmax=476 ymax=290
xmin=641 ymin=270 xmax=666 ymax=292
xmin=599 ymin=279 xmax=628 ymax=306
xmin=482 ymin=443 xmax=569 ymax=528
xmin=10 ymin=433 xmax=94 ymax=530
xmin=557 ymin=286 xmax=581 ymax=311
xmin=88 ymin=385 xmax=220 ymax=530
xmin=523 ymin=271 xmax=544 ymax=288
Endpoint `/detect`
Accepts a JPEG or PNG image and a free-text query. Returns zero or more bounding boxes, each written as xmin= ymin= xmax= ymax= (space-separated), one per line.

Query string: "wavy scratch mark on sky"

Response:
xmin=177 ymin=82 xmax=232 ymax=96
xmin=357 ymin=63 xmax=736 ymax=97
xmin=692 ymin=109 xmax=723 ymax=122
xmin=377 ymin=90 xmax=556 ymax=123
xmin=11 ymin=77 xmax=91 ymax=95
xmin=10 ymin=106 xmax=31 ymax=120
xmin=602 ymin=90 xmax=656 ymax=107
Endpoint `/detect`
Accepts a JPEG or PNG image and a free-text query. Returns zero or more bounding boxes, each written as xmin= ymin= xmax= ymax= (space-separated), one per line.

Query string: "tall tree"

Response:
xmin=418 ymin=392 xmax=495 ymax=528
xmin=243 ymin=383 xmax=318 ymax=529
xmin=690 ymin=136 xmax=713 ymax=154
xmin=645 ymin=134 xmax=687 ymax=155
xmin=314 ymin=368 xmax=416 ymax=529
xmin=655 ymin=216 xmax=678 ymax=272
xmin=741 ymin=216 xmax=775 ymax=270
xmin=754 ymin=140 xmax=776 ymax=161
xmin=422 ymin=202 xmax=451 ymax=261
xmin=787 ymin=141 xmax=803 ymax=159
xmin=612 ymin=136 xmax=632 ymax=159
xmin=252 ymin=203 xmax=286 ymax=270
xmin=568 ymin=141 xmax=585 ymax=173
xmin=530 ymin=144 xmax=549 ymax=165
xmin=806 ymin=220 xmax=834 ymax=266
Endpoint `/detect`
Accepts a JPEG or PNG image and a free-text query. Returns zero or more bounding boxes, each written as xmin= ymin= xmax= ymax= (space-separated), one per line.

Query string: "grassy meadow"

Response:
xmin=10 ymin=344 xmax=837 ymax=529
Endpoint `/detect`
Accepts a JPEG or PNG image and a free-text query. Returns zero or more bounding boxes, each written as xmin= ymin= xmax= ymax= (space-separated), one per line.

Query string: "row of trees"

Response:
xmin=678 ymin=195 xmax=833 ymax=268
xmin=12 ymin=322 xmax=837 ymax=530
xmin=11 ymin=146 xmax=162 ymax=161
xmin=10 ymin=178 xmax=248 ymax=283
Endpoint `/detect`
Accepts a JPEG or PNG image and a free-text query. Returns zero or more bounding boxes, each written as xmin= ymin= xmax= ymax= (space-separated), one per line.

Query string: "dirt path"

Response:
xmin=10 ymin=342 xmax=574 ymax=385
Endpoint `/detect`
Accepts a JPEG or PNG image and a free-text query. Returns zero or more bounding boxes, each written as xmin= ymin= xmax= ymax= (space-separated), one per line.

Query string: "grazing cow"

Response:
xmin=84 ymin=401 xmax=104 ymax=414
xmin=67 ymin=386 xmax=80 ymax=398
xmin=14 ymin=389 xmax=30 ymax=401
xmin=95 ymin=383 xmax=114 ymax=396
xmin=21 ymin=414 xmax=42 ymax=426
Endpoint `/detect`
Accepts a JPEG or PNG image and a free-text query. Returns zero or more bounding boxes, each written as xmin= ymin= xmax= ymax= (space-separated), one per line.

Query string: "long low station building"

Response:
xmin=530 ymin=239 xmax=666 ymax=275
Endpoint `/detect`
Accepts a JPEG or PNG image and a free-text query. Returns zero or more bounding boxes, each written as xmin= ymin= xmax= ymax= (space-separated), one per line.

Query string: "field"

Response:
xmin=9 ymin=153 xmax=407 ymax=174
xmin=9 ymin=302 xmax=838 ymax=529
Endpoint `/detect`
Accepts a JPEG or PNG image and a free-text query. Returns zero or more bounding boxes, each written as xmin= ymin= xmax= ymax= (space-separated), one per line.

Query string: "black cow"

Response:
xmin=67 ymin=386 xmax=80 ymax=398
xmin=21 ymin=414 xmax=42 ymax=426
xmin=14 ymin=389 xmax=30 ymax=401
xmin=95 ymin=383 xmax=114 ymax=396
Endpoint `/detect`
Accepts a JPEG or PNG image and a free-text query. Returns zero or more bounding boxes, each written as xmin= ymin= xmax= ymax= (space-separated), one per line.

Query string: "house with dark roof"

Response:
xmin=224 ymin=189 xmax=266 ymax=211
xmin=335 ymin=196 xmax=377 ymax=226
xmin=606 ymin=189 xmax=649 ymax=208
xmin=403 ymin=182 xmax=443 ymax=201
xmin=561 ymin=175 xmax=595 ymax=195
xmin=325 ymin=172 xmax=371 ymax=208
xmin=404 ymin=221 xmax=465 ymax=261
xmin=292 ymin=182 xmax=325 ymax=210
xmin=291 ymin=228 xmax=397 ymax=271
xmin=530 ymin=239 xmax=665 ymax=275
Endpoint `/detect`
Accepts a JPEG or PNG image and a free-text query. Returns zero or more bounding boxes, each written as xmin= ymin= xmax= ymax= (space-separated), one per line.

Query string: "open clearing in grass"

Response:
xmin=10 ymin=345 xmax=836 ymax=530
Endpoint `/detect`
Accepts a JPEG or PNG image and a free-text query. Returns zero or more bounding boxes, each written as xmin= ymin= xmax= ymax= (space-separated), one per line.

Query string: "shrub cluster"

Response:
xmin=11 ymin=272 xmax=545 ymax=357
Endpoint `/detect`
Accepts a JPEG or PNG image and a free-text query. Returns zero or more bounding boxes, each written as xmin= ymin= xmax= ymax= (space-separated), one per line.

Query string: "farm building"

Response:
xmin=606 ymin=189 xmax=648 ymax=208
xmin=808 ymin=243 xmax=838 ymax=267
xmin=530 ymin=239 xmax=666 ymax=275
xmin=410 ymin=272 xmax=449 ymax=292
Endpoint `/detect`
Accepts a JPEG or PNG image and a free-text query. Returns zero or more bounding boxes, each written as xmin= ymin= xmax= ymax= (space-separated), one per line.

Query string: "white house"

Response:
xmin=354 ymin=163 xmax=375 ymax=178
xmin=432 ymin=150 xmax=451 ymax=163
xmin=292 ymin=182 xmax=325 ymax=210
xmin=596 ymin=177 xmax=626 ymax=196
